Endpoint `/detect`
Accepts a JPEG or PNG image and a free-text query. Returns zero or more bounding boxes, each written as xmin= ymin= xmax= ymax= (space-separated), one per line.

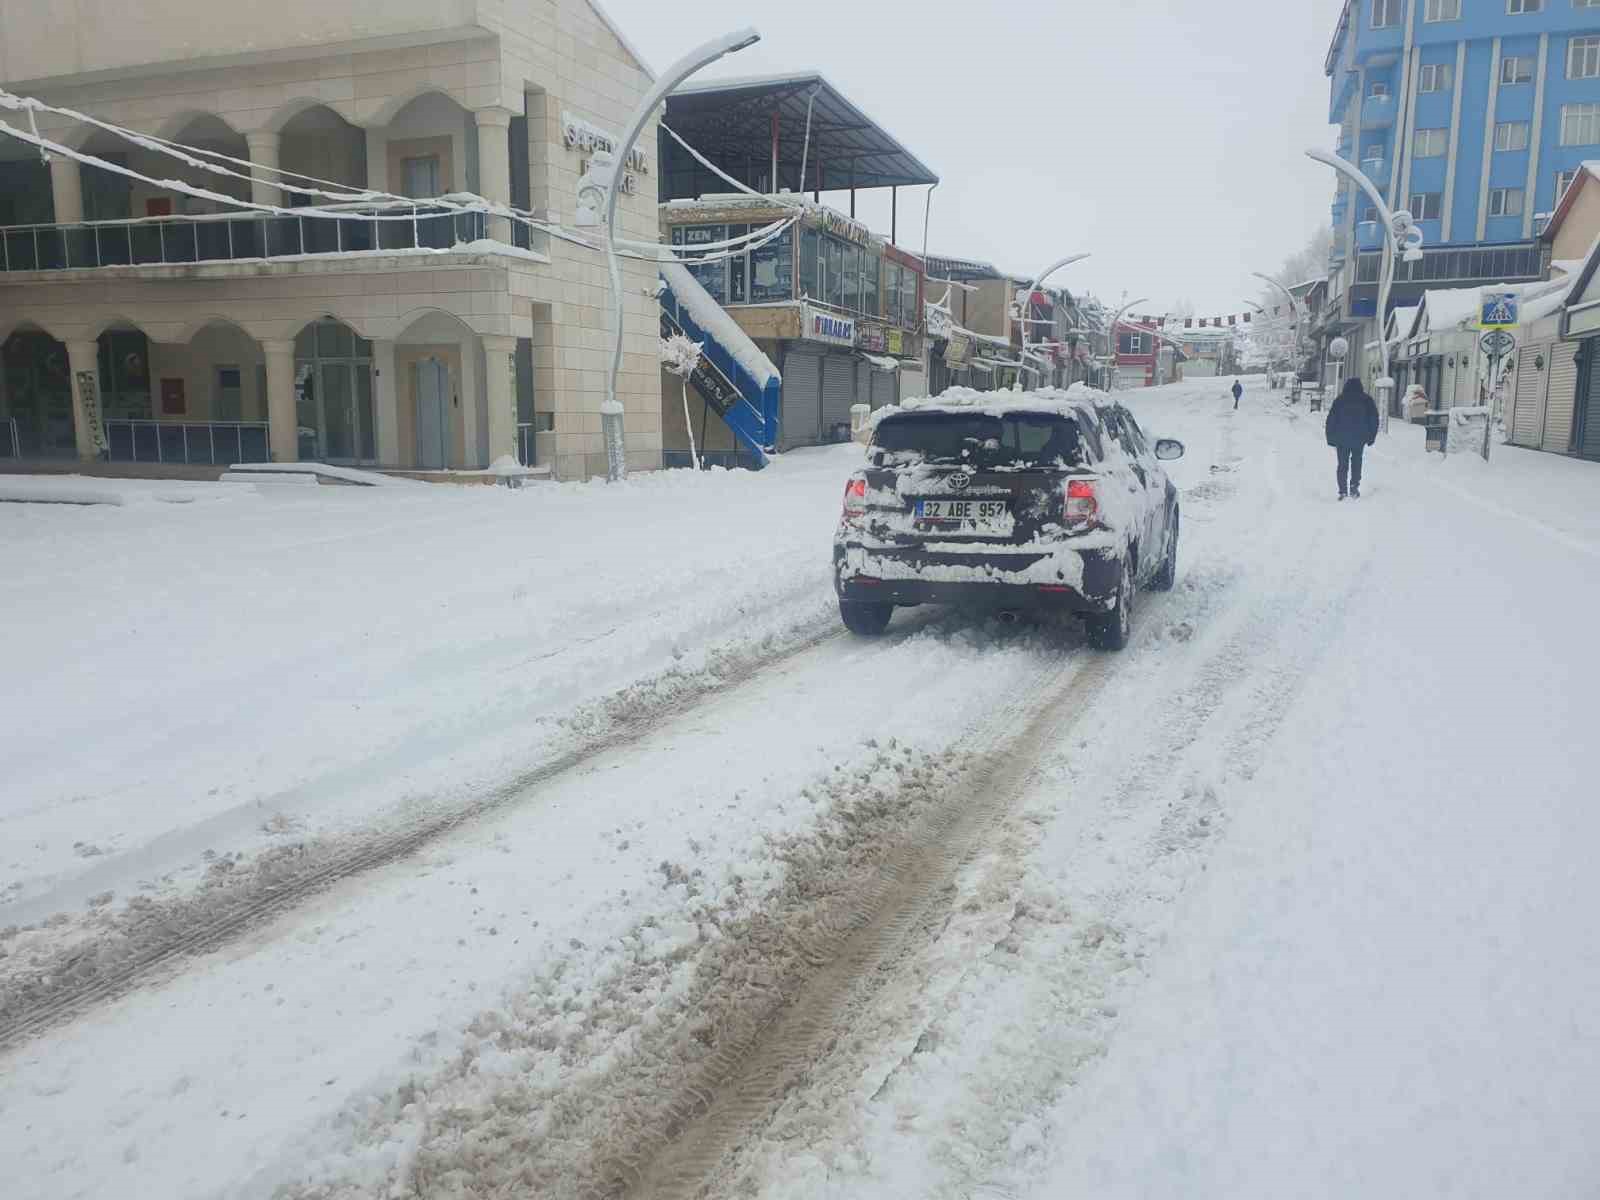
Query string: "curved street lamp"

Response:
xmin=1012 ymin=253 xmax=1089 ymax=391
xmin=1103 ymin=296 xmax=1148 ymax=392
xmin=599 ymin=27 xmax=762 ymax=481
xmin=1304 ymin=148 xmax=1425 ymax=434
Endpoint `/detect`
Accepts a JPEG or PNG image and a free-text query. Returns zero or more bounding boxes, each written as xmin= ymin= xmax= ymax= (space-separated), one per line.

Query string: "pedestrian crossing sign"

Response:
xmin=1480 ymin=291 xmax=1519 ymax=329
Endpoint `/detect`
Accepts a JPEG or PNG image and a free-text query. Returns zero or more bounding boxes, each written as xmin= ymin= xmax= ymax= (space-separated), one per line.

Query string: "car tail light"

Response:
xmin=843 ymin=476 xmax=867 ymax=518
xmin=1064 ymin=478 xmax=1098 ymax=527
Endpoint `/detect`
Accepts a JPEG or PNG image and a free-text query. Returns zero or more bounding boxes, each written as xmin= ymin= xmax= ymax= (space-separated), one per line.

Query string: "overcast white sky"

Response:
xmin=606 ymin=0 xmax=1343 ymax=315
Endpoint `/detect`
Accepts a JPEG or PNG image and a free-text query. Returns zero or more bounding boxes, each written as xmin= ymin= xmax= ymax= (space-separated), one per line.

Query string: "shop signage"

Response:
xmin=803 ymin=304 xmax=856 ymax=346
xmin=817 ymin=209 xmax=870 ymax=246
xmin=856 ymin=323 xmax=887 ymax=352
xmin=925 ymin=303 xmax=953 ymax=340
xmin=945 ymin=331 xmax=973 ymax=367
xmin=885 ymin=329 xmax=905 ymax=356
xmin=561 ymin=111 xmax=648 ymax=195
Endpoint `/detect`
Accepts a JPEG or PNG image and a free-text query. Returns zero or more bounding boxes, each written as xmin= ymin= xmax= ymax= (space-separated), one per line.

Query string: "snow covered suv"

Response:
xmin=832 ymin=389 xmax=1184 ymax=650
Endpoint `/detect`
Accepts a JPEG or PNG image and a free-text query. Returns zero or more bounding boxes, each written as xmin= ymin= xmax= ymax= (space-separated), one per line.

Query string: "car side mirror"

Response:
xmin=1154 ymin=438 xmax=1185 ymax=461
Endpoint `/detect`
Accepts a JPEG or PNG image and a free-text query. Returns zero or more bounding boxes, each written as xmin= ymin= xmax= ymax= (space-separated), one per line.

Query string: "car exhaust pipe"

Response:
xmin=996 ymin=609 xmax=1022 ymax=626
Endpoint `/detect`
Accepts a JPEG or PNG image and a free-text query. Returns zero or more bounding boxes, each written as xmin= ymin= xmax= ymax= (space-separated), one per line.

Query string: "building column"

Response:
xmin=64 ymin=339 xmax=102 ymax=461
xmin=481 ymin=334 xmax=518 ymax=465
xmin=263 ymin=338 xmax=297 ymax=461
xmin=364 ymin=128 xmax=388 ymax=193
xmin=373 ymin=339 xmax=400 ymax=465
xmin=49 ymin=156 xmax=84 ymax=224
xmin=245 ymin=132 xmax=283 ymax=208
xmin=474 ymin=107 xmax=514 ymax=242
xmin=457 ymin=336 xmax=481 ymax=469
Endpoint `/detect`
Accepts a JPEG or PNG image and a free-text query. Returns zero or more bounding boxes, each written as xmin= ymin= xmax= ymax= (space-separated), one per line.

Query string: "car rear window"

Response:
xmin=873 ymin=412 xmax=1088 ymax=468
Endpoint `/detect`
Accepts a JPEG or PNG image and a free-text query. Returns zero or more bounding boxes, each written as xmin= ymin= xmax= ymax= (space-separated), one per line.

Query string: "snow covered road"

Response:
xmin=5 ymin=380 xmax=1598 ymax=1199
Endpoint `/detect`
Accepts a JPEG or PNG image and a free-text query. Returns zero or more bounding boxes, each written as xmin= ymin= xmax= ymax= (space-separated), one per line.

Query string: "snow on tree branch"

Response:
xmin=659 ymin=334 xmax=704 ymax=379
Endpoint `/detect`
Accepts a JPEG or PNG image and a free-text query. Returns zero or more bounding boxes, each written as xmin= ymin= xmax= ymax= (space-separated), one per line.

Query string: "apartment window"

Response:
xmin=1570 ymin=36 xmax=1600 ymax=79
xmin=1495 ymin=121 xmax=1531 ymax=151
xmin=1118 ymin=332 xmax=1147 ymax=355
xmin=400 ymin=155 xmax=441 ymax=199
xmin=1363 ymin=205 xmax=1381 ymax=223
xmin=1425 ymin=0 xmax=1460 ymax=17
xmin=1507 ymin=0 xmax=1543 ymax=11
xmin=1371 ymin=0 xmax=1402 ymax=27
xmin=1488 ymin=187 xmax=1526 ymax=216
xmin=1501 ymin=55 xmax=1536 ymax=84
xmin=1369 ymin=81 xmax=1392 ymax=99
xmin=1562 ymin=102 xmax=1600 ymax=145
xmin=1556 ymin=169 xmax=1579 ymax=202
xmin=1409 ymin=192 xmax=1443 ymax=220
xmin=1419 ymin=63 xmax=1455 ymax=92
xmin=1413 ymin=128 xmax=1449 ymax=157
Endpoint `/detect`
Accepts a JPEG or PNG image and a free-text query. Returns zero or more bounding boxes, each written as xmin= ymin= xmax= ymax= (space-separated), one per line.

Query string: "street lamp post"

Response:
xmin=1252 ymin=270 xmax=1309 ymax=387
xmin=1104 ymin=296 xmax=1149 ymax=393
xmin=598 ymin=28 xmax=761 ymax=481
xmin=1012 ymin=253 xmax=1089 ymax=391
xmin=1304 ymin=148 xmax=1424 ymax=435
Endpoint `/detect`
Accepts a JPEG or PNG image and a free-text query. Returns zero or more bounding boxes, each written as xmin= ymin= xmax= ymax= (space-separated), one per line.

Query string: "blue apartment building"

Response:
xmin=1321 ymin=0 xmax=1600 ymax=380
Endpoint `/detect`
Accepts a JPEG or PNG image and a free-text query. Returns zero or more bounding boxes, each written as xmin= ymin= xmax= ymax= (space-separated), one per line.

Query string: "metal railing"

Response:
xmin=2 ymin=417 xmax=17 ymax=459
xmin=1 ymin=205 xmax=498 ymax=273
xmin=517 ymin=422 xmax=536 ymax=467
xmin=106 ymin=419 xmax=271 ymax=465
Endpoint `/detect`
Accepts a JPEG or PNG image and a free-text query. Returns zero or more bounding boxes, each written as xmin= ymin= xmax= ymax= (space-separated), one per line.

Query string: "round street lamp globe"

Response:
xmin=1329 ymin=336 xmax=1350 ymax=360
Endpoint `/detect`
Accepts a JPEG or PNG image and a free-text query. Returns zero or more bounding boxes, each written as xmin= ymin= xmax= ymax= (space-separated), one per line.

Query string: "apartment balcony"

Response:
xmin=1331 ymin=192 xmax=1350 ymax=223
xmin=1355 ymin=220 xmax=1384 ymax=252
xmin=1360 ymin=157 xmax=1390 ymax=188
xmin=1330 ymin=69 xmax=1358 ymax=124
xmin=1360 ymin=94 xmax=1397 ymax=130
xmin=0 ymin=205 xmax=539 ymax=276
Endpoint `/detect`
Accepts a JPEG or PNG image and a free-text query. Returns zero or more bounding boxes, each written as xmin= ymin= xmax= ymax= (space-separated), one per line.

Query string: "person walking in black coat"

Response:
xmin=1231 ymin=379 xmax=1243 ymax=410
xmin=1325 ymin=377 xmax=1380 ymax=499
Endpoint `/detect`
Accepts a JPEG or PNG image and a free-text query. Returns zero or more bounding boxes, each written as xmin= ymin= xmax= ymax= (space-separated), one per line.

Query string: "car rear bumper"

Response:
xmin=834 ymin=542 xmax=1122 ymax=613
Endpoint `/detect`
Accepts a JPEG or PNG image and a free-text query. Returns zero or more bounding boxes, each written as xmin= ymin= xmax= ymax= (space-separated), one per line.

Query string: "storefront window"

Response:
xmin=97 ymin=330 xmax=152 ymax=419
xmin=727 ymin=225 xmax=748 ymax=303
xmin=751 ymin=225 xmax=794 ymax=303
xmin=863 ymin=251 xmax=881 ymax=317
xmin=799 ymin=226 xmax=819 ymax=300
xmin=885 ymin=261 xmax=903 ymax=325
xmin=841 ymin=243 xmax=861 ymax=312
xmin=900 ymin=267 xmax=919 ymax=331
xmin=825 ymin=236 xmax=844 ymax=309
xmin=673 ymin=224 xmax=728 ymax=303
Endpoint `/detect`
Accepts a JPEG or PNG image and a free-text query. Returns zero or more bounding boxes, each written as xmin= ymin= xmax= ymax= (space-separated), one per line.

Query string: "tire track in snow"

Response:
xmin=0 ymin=606 xmax=946 ymax=1053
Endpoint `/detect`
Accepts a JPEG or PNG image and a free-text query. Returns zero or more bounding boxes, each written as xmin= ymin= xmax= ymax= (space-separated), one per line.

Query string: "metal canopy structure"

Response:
xmin=660 ymin=71 xmax=938 ymax=204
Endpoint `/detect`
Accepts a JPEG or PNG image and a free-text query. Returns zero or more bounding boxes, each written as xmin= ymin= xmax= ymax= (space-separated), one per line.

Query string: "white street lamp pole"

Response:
xmin=1251 ymin=270 xmax=1309 ymax=383
xmin=1305 ymin=148 xmax=1424 ymax=436
xmin=1105 ymin=295 xmax=1148 ymax=393
xmin=600 ymin=28 xmax=761 ymax=481
xmin=1012 ymin=253 xmax=1089 ymax=391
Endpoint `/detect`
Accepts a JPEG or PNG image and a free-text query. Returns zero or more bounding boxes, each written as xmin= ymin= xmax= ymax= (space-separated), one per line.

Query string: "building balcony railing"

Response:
xmin=107 ymin=419 xmax=271 ymax=465
xmin=1353 ymin=241 xmax=1543 ymax=287
xmin=0 ymin=204 xmax=538 ymax=275
xmin=1360 ymin=95 xmax=1396 ymax=130
xmin=1355 ymin=220 xmax=1384 ymax=252
xmin=1360 ymin=157 xmax=1389 ymax=187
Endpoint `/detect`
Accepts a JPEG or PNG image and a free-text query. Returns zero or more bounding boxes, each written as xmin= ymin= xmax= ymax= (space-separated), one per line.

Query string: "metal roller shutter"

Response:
xmin=1511 ymin=343 xmax=1548 ymax=449
xmin=1578 ymin=342 xmax=1600 ymax=460
xmin=1543 ymin=343 xmax=1580 ymax=454
xmin=855 ymin=361 xmax=872 ymax=412
xmin=821 ymin=354 xmax=856 ymax=442
xmin=780 ymin=349 xmax=822 ymax=450
xmin=871 ymin=369 xmax=897 ymax=410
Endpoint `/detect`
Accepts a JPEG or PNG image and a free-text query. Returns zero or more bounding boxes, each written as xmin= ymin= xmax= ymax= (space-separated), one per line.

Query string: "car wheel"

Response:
xmin=839 ymin=598 xmax=893 ymax=637
xmin=1150 ymin=506 xmax=1179 ymax=592
xmin=1086 ymin=558 xmax=1133 ymax=651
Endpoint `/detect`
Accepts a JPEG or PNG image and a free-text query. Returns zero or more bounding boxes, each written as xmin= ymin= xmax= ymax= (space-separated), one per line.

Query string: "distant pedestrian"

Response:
xmin=1325 ymin=377 xmax=1380 ymax=500
xmin=1231 ymin=379 xmax=1243 ymax=409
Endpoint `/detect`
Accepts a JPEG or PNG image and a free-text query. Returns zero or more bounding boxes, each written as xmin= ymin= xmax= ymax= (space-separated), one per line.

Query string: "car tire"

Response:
xmin=839 ymin=598 xmax=893 ymax=637
xmin=1086 ymin=558 xmax=1133 ymax=651
xmin=1150 ymin=507 xmax=1179 ymax=592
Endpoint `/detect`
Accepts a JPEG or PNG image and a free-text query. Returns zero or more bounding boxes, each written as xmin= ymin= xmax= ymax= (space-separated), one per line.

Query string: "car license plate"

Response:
xmin=915 ymin=498 xmax=1010 ymax=530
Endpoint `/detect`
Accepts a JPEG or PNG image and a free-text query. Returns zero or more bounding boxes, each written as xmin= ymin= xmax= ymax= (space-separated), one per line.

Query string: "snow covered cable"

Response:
xmin=660 ymin=122 xmax=805 ymax=208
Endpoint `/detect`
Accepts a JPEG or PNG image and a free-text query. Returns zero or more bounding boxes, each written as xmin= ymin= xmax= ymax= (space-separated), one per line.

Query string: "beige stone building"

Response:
xmin=0 ymin=0 xmax=663 ymax=479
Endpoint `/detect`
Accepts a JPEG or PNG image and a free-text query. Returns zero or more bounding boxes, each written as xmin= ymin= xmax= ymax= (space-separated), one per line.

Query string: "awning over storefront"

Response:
xmin=662 ymin=72 xmax=939 ymax=200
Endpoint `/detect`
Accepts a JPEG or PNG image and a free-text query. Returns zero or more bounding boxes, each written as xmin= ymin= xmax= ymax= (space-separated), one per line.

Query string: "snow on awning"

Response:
xmin=860 ymin=353 xmax=899 ymax=372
